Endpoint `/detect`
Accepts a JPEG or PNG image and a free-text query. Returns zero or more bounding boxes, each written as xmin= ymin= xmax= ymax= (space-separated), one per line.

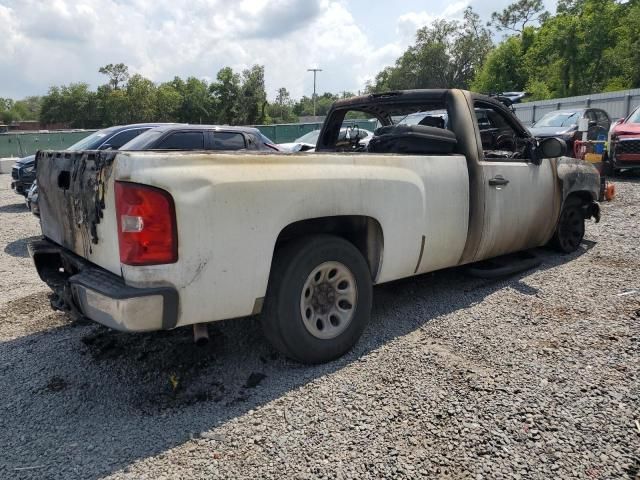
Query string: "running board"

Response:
xmin=465 ymin=250 xmax=542 ymax=279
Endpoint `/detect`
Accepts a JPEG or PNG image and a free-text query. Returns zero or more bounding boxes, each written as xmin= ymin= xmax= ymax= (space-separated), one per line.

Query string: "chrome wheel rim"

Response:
xmin=300 ymin=261 xmax=357 ymax=340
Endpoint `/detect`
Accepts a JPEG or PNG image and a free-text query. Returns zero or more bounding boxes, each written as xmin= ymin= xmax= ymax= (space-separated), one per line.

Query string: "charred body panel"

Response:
xmin=555 ymin=156 xmax=601 ymax=223
xmin=556 ymin=156 xmax=601 ymax=204
xmin=36 ymin=150 xmax=116 ymax=258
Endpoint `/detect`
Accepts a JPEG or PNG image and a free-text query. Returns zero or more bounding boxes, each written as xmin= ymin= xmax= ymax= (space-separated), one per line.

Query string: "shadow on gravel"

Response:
xmin=0 ymin=202 xmax=28 ymax=213
xmin=4 ymin=235 xmax=41 ymax=258
xmin=0 ymin=243 xmax=592 ymax=479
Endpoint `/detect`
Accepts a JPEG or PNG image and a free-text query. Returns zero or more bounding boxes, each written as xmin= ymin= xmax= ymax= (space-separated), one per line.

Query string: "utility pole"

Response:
xmin=307 ymin=68 xmax=322 ymax=116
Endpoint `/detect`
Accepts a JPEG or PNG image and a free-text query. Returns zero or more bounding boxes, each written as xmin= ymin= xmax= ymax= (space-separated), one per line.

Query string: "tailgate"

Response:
xmin=36 ymin=150 xmax=122 ymax=275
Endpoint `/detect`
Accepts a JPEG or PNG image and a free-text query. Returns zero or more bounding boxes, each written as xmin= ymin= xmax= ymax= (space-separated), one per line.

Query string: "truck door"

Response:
xmin=472 ymin=100 xmax=559 ymax=261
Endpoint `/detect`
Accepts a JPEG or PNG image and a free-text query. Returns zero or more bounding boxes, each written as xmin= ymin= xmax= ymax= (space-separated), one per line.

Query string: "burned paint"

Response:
xmin=36 ymin=150 xmax=117 ymax=257
xmin=556 ymin=156 xmax=601 ymax=206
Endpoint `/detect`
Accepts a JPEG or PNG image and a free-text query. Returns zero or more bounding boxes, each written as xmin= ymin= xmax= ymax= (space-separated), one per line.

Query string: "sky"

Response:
xmin=0 ymin=0 xmax=558 ymax=101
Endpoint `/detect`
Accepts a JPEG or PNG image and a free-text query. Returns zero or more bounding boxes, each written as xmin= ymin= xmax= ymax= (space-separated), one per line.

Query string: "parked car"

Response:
xmin=278 ymin=127 xmax=374 ymax=152
xmin=609 ymin=105 xmax=640 ymax=174
xmin=528 ymin=108 xmax=611 ymax=151
xmin=121 ymin=125 xmax=280 ymax=151
xmin=26 ymin=180 xmax=39 ymax=217
xmin=10 ymin=123 xmax=173 ymax=198
xmin=30 ymin=89 xmax=600 ymax=364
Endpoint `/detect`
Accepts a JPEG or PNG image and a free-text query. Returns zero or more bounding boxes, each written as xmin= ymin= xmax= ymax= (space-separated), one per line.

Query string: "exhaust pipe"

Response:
xmin=193 ymin=323 xmax=209 ymax=346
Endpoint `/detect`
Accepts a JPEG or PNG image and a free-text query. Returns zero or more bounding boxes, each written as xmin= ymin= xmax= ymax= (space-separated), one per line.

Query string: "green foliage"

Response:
xmin=470 ymin=0 xmax=640 ymax=99
xmin=39 ymin=83 xmax=97 ymax=128
xmin=293 ymin=93 xmax=339 ymax=117
xmin=39 ymin=64 xmax=272 ymax=128
xmin=0 ymin=96 xmax=42 ymax=124
xmin=471 ymin=35 xmax=528 ymax=93
xmin=369 ymin=7 xmax=492 ymax=92
xmin=272 ymin=87 xmax=295 ymax=123
xmin=489 ymin=0 xmax=549 ymax=33
xmin=98 ymin=63 xmax=130 ymax=89
xmin=210 ymin=68 xmax=241 ymax=125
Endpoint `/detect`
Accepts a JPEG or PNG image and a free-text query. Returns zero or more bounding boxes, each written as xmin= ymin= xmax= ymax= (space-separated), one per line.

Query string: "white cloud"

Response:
xmin=0 ymin=0 xmax=472 ymax=101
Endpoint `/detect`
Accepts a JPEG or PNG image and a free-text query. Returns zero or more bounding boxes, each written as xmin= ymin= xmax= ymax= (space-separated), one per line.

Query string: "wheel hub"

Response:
xmin=300 ymin=261 xmax=357 ymax=340
xmin=311 ymin=282 xmax=336 ymax=314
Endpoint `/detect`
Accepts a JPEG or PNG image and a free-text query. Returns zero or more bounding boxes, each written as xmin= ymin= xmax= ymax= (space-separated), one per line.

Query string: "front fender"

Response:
xmin=556 ymin=156 xmax=600 ymax=203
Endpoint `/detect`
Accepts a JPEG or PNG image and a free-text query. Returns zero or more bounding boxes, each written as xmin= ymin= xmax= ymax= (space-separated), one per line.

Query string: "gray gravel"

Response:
xmin=0 ymin=173 xmax=638 ymax=480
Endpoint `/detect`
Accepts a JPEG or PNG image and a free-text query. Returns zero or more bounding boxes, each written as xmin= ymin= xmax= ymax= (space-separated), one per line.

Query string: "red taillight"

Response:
xmin=115 ymin=181 xmax=178 ymax=266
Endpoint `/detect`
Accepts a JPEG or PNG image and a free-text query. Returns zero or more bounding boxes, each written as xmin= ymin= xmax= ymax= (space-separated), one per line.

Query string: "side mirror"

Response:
xmin=530 ymin=137 xmax=568 ymax=164
xmin=539 ymin=137 xmax=568 ymax=160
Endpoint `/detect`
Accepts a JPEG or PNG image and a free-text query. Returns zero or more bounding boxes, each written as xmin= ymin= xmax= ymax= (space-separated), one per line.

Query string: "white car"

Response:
xmin=278 ymin=127 xmax=374 ymax=152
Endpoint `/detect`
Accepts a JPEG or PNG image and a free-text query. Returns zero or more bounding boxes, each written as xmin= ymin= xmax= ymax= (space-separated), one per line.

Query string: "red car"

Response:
xmin=610 ymin=105 xmax=640 ymax=174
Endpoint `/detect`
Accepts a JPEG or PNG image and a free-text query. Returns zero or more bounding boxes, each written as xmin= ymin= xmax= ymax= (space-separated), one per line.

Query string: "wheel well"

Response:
xmin=565 ymin=190 xmax=594 ymax=205
xmin=274 ymin=216 xmax=384 ymax=281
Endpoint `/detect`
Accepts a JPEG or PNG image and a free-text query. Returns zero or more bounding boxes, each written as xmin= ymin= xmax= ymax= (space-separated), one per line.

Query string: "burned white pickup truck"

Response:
xmin=30 ymin=89 xmax=601 ymax=363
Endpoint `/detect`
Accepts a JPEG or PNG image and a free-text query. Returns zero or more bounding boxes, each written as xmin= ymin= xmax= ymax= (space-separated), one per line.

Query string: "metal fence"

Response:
xmin=513 ymin=88 xmax=640 ymax=125
xmin=0 ymin=130 xmax=96 ymax=158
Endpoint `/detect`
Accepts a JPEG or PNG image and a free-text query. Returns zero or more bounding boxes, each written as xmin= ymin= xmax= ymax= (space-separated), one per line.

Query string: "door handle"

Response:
xmin=489 ymin=176 xmax=509 ymax=186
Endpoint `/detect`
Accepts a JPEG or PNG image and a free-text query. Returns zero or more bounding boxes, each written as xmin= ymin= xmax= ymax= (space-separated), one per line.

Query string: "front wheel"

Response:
xmin=262 ymin=235 xmax=372 ymax=364
xmin=550 ymin=199 xmax=585 ymax=253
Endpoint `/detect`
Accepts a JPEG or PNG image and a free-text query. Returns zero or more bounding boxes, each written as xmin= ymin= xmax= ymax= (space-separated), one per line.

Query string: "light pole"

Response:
xmin=307 ymin=68 xmax=322 ymax=116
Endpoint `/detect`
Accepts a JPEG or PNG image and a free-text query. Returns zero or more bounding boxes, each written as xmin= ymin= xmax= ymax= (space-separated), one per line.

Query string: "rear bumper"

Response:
xmin=28 ymin=238 xmax=179 ymax=332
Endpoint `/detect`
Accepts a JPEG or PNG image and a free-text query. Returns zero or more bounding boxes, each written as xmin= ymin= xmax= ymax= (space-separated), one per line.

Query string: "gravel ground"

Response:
xmin=0 ymin=173 xmax=638 ymax=480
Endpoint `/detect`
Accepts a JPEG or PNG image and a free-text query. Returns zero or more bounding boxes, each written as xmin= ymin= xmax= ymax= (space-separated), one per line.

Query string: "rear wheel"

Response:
xmin=262 ymin=235 xmax=372 ymax=364
xmin=550 ymin=199 xmax=585 ymax=253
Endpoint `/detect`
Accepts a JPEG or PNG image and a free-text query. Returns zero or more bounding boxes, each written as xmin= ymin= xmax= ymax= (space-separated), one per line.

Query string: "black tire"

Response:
xmin=550 ymin=198 xmax=585 ymax=253
xmin=262 ymin=235 xmax=373 ymax=364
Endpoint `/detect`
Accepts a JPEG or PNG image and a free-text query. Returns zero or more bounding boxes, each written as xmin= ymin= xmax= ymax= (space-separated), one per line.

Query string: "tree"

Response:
xmin=13 ymin=96 xmax=42 ymax=120
xmin=292 ymin=93 xmax=338 ymax=117
xmin=96 ymin=85 xmax=128 ymax=126
xmin=155 ymin=83 xmax=182 ymax=122
xmin=489 ymin=0 xmax=549 ymax=34
xmin=369 ymin=7 xmax=492 ymax=92
xmin=471 ymin=28 xmax=535 ymax=93
xmin=40 ymin=83 xmax=97 ymax=127
xmin=240 ymin=65 xmax=268 ymax=125
xmin=523 ymin=0 xmax=624 ymax=97
xmin=273 ymin=87 xmax=295 ymax=122
xmin=99 ymin=63 xmax=130 ymax=89
xmin=210 ymin=67 xmax=242 ymax=124
xmin=177 ymin=77 xmax=212 ymax=124
xmin=126 ymin=74 xmax=157 ymax=122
